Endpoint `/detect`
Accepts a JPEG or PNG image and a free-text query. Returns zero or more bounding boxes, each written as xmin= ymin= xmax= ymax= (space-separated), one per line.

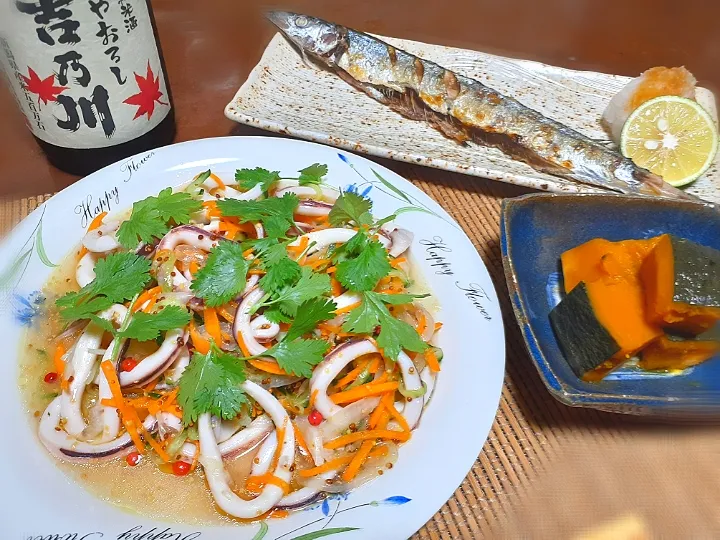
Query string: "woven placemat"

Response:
xmin=3 ymin=173 xmax=718 ymax=539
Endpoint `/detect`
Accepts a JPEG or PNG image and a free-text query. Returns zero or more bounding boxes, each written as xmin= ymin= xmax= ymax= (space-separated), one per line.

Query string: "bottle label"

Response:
xmin=0 ymin=0 xmax=171 ymax=149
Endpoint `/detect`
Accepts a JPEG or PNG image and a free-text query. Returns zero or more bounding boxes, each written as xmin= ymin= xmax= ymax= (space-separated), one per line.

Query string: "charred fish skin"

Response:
xmin=267 ymin=11 xmax=699 ymax=202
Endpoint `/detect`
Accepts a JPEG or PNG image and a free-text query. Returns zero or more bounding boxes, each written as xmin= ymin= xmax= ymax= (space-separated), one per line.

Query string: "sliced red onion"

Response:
xmin=420 ymin=366 xmax=437 ymax=408
xmin=251 ymin=314 xmax=280 ymax=342
xmin=234 ymin=287 xmax=270 ymax=356
xmin=76 ymin=252 xmax=98 ymax=288
xmin=82 ymin=219 xmax=122 ymax=253
xmin=119 ymin=329 xmax=188 ymax=387
xmin=182 ymin=414 xmax=273 ymax=461
xmin=417 ymin=305 xmax=436 ymax=342
xmin=40 ymin=396 xmax=157 ymax=463
xmin=289 ymin=228 xmax=391 ymax=256
xmin=296 ymin=200 xmax=333 ymax=217
xmin=275 ymin=180 xmax=339 ymax=202
xmin=157 ymin=225 xmax=225 ymax=253
xmin=62 ymin=304 xmax=128 ymax=436
xmin=310 ymin=339 xmax=379 ymax=419
xmin=320 ymin=397 xmax=380 ymax=441
xmin=198 ymin=381 xmax=295 ymax=518
xmin=388 ymin=228 xmax=413 ymax=258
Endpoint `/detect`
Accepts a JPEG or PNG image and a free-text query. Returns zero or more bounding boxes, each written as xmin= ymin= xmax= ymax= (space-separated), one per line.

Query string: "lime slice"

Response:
xmin=620 ymin=95 xmax=718 ymax=187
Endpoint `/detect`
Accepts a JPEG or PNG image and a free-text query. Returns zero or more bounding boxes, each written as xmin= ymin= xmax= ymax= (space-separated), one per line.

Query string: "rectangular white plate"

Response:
xmin=225 ymin=33 xmax=720 ymax=203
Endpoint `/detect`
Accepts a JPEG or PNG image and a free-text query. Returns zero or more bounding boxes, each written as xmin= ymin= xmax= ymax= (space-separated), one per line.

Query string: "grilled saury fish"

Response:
xmin=267 ymin=11 xmax=695 ymax=200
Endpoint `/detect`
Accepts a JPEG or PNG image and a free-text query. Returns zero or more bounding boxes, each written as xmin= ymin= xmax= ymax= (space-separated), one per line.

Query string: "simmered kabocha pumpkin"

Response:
xmin=641 ymin=234 xmax=720 ymax=335
xmin=639 ymin=335 xmax=720 ymax=371
xmin=552 ymin=238 xmax=663 ymax=379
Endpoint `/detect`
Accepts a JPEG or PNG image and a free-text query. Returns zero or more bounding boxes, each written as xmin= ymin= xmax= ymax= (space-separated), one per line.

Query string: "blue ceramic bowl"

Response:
xmin=501 ymin=193 xmax=720 ymax=416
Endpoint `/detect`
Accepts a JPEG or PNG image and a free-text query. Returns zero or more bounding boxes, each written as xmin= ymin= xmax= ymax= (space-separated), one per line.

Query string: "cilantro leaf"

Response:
xmin=377 ymin=292 xmax=429 ymax=305
xmin=116 ymin=203 xmax=165 ymax=249
xmin=56 ymin=253 xmax=151 ymax=321
xmin=178 ymin=345 xmax=247 ymax=425
xmin=285 ymin=298 xmax=337 ymax=341
xmin=235 ymin=167 xmax=280 ymax=194
xmin=342 ymin=292 xmax=428 ymax=360
xmin=263 ymin=307 xmax=292 ymax=324
xmin=335 ymin=232 xmax=391 ymax=292
xmin=217 ymin=194 xmax=299 ymax=238
xmin=191 ymin=242 xmax=250 ymax=307
xmin=265 ymin=267 xmax=331 ymax=318
xmin=377 ymin=314 xmax=428 ymax=360
xmin=258 ymin=242 xmax=302 ymax=297
xmin=117 ymin=188 xmax=202 ymax=248
xmin=154 ymin=188 xmax=202 ymax=223
xmin=265 ymin=339 xmax=329 ymax=378
xmin=298 ymin=163 xmax=328 ymax=186
xmin=118 ymin=306 xmax=191 ymax=341
xmin=329 ymin=192 xmax=373 ymax=227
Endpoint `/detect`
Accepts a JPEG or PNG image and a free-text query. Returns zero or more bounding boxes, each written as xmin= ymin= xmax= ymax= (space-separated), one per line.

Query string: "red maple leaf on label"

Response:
xmin=20 ymin=67 xmax=68 ymax=106
xmin=123 ymin=62 xmax=168 ymax=120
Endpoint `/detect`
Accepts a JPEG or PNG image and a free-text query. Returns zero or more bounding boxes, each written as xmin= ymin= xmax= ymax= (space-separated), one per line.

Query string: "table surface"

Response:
xmin=3 ymin=1 xmax=720 ymax=538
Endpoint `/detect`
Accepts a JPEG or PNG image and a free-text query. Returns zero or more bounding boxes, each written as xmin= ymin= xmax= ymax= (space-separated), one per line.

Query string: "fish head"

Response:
xmin=266 ymin=11 xmax=344 ymax=62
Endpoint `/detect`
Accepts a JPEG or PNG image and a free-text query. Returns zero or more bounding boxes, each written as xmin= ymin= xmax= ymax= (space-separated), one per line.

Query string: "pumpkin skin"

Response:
xmin=641 ymin=234 xmax=720 ymax=335
xmin=639 ymin=335 xmax=720 ymax=371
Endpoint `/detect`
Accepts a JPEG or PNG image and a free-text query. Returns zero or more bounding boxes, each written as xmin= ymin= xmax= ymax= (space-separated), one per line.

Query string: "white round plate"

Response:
xmin=1 ymin=137 xmax=505 ymax=540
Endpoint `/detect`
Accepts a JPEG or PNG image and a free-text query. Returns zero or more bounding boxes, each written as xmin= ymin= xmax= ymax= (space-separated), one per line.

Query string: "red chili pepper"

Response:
xmin=126 ymin=452 xmax=142 ymax=466
xmin=172 ymin=460 xmax=191 ymax=476
xmin=44 ymin=372 xmax=58 ymax=384
xmin=308 ymin=409 xmax=323 ymax=426
xmin=120 ymin=358 xmax=138 ymax=372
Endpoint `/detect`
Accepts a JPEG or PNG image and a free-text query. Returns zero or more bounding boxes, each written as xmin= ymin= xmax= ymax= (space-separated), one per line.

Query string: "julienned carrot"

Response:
xmin=434 ymin=322 xmax=443 ymax=332
xmin=53 ymin=344 xmax=66 ymax=380
xmin=382 ymin=398 xmax=411 ymax=433
xmin=202 ymin=200 xmax=221 ymax=218
xmin=245 ymin=473 xmax=290 ymax=495
xmin=87 ymin=211 xmax=107 ymax=232
xmin=326 ymin=266 xmax=337 ymax=274
xmin=344 ymin=396 xmax=393 ymax=481
xmin=334 ymin=302 xmax=361 ymax=315
xmin=189 ymin=320 xmax=210 ymax=354
xmin=100 ymin=361 xmax=145 ymax=453
xmin=189 ymin=260 xmax=200 ymax=275
xmin=390 ymin=256 xmax=407 ymax=269
xmin=209 ymin=173 xmax=226 ymax=190
xmin=299 ymin=446 xmax=389 ymax=478
xmin=204 ymin=307 xmax=223 ymax=345
xmin=132 ymin=286 xmax=162 ymax=312
xmin=335 ymin=359 xmax=371 ymax=389
xmin=248 ymin=359 xmax=288 ymax=376
xmin=330 ymin=381 xmax=399 ymax=405
xmin=217 ymin=305 xmax=235 ymax=323
xmin=309 ymin=389 xmax=318 ymax=409
xmin=330 ymin=277 xmax=343 ymax=297
xmin=292 ymin=421 xmax=312 ymax=457
xmin=288 ymin=236 xmax=309 ymax=254
xmin=416 ymin=311 xmax=427 ymax=338
xmin=425 ymin=348 xmax=441 ymax=372
xmin=342 ymin=440 xmax=374 ymax=482
xmin=218 ymin=219 xmax=240 ymax=240
xmin=325 ymin=429 xmax=410 ymax=450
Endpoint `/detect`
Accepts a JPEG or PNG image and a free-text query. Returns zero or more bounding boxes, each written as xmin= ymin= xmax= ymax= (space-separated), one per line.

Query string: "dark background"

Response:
xmin=1 ymin=0 xmax=718 ymax=197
